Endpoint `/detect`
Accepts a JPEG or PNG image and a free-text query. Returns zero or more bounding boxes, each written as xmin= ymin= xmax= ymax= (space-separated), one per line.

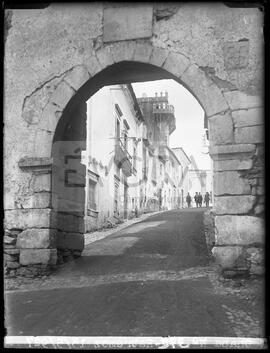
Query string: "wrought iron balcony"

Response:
xmin=114 ymin=139 xmax=133 ymax=177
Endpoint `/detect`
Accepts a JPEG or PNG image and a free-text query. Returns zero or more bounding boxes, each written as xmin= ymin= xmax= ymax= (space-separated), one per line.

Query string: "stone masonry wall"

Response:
xmin=4 ymin=3 xmax=264 ymax=276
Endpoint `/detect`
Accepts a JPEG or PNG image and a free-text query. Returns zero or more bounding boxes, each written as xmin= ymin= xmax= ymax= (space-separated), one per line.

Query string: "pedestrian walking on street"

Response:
xmin=198 ymin=192 xmax=203 ymax=207
xmin=204 ymin=192 xmax=210 ymax=207
xmin=186 ymin=193 xmax=191 ymax=208
xmin=194 ymin=192 xmax=199 ymax=207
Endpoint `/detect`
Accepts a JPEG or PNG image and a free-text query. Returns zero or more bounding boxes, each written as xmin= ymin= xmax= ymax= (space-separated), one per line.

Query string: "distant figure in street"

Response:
xmin=204 ymin=192 xmax=210 ymax=207
xmin=194 ymin=192 xmax=199 ymax=207
xmin=198 ymin=192 xmax=203 ymax=207
xmin=186 ymin=193 xmax=191 ymax=208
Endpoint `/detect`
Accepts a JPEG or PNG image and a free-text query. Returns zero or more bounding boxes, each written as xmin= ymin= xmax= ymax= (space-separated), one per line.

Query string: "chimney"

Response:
xmin=160 ymin=92 xmax=163 ymax=97
xmin=165 ymin=91 xmax=168 ymax=98
xmin=155 ymin=92 xmax=158 ymax=97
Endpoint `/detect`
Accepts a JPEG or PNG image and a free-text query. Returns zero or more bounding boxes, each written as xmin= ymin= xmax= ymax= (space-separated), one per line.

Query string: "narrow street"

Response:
xmin=5 ymin=208 xmax=264 ymax=338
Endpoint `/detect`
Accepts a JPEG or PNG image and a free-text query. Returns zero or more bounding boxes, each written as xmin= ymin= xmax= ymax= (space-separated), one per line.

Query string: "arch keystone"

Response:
xmin=110 ymin=41 xmax=136 ymax=63
xmin=133 ymin=42 xmax=153 ymax=63
xmin=162 ymin=51 xmax=190 ymax=78
xmin=180 ymin=64 xmax=229 ymax=117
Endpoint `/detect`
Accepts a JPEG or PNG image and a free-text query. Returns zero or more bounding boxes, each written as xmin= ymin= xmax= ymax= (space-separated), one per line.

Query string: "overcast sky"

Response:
xmin=132 ymin=79 xmax=211 ymax=170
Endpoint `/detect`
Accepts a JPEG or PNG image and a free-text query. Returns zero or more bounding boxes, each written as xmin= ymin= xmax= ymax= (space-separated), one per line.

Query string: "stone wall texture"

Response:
xmin=4 ymin=3 xmax=264 ymax=276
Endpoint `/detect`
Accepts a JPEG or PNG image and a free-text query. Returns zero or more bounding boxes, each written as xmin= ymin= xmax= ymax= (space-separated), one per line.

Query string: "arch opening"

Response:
xmin=51 ymin=60 xmax=214 ymax=263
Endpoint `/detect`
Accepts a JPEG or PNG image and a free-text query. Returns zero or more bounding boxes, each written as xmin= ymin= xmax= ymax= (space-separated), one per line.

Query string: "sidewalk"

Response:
xmin=84 ymin=210 xmax=165 ymax=246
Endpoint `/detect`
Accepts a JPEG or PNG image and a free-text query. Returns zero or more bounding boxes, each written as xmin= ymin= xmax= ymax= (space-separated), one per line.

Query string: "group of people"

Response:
xmin=185 ymin=191 xmax=210 ymax=208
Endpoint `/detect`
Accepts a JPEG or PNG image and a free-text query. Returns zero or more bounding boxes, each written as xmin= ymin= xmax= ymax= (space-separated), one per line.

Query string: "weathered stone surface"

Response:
xmin=51 ymin=212 xmax=85 ymax=233
xmin=232 ymin=108 xmax=263 ymax=127
xmin=50 ymin=80 xmax=75 ymax=110
xmin=254 ymin=204 xmax=264 ymax=215
xmin=133 ymin=42 xmax=153 ymax=63
xmin=250 ymin=264 xmax=264 ymax=275
xmin=209 ymin=144 xmax=256 ymax=159
xmin=214 ymin=171 xmax=250 ymax=195
xmin=20 ymin=249 xmax=57 ymax=265
xmin=180 ymin=64 xmax=229 ymax=117
xmin=56 ymin=231 xmax=84 ymax=250
xmin=246 ymin=247 xmax=264 ymax=265
xmin=213 ymin=159 xmax=252 ymax=171
xmin=215 ymin=215 xmax=264 ymax=245
xmin=208 ymin=113 xmax=234 ymax=145
xmin=17 ymin=192 xmax=51 ymax=209
xmin=4 ymin=254 xmax=16 ymax=262
xmin=4 ymin=248 xmax=20 ymax=255
xmin=95 ymin=47 xmax=114 ymax=69
xmin=18 ymin=157 xmax=53 ymax=169
xmin=214 ymin=195 xmax=256 ymax=215
xmin=16 ymin=229 xmax=57 ymax=249
xmin=103 ymin=5 xmax=153 ymax=42
xmin=224 ymin=91 xmax=263 ymax=110
xmin=110 ymin=41 xmax=136 ymax=63
xmin=4 ymin=209 xmax=51 ymax=229
xmin=6 ymin=261 xmax=20 ymax=269
xmin=31 ymin=173 xmax=51 ymax=192
xmin=212 ymin=246 xmax=243 ymax=269
xmin=235 ymin=125 xmax=264 ymax=144
xmin=149 ymin=47 xmax=169 ymax=67
xmin=86 ymin=55 xmax=102 ymax=77
xmin=64 ymin=65 xmax=90 ymax=91
xmin=4 ymin=235 xmax=16 ymax=244
xmin=163 ymin=51 xmax=190 ymax=78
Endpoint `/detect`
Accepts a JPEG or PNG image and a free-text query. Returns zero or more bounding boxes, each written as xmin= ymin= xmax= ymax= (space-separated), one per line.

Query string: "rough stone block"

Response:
xmin=246 ymin=247 xmax=264 ymax=265
xmin=180 ymin=64 xmax=228 ymax=117
xmin=31 ymin=192 xmax=51 ymax=208
xmin=133 ymin=42 xmax=153 ymax=63
xmin=86 ymin=55 xmax=102 ymax=76
xmin=31 ymin=173 xmax=51 ymax=192
xmin=4 ymin=235 xmax=16 ymax=244
xmin=214 ymin=171 xmax=250 ymax=195
xmin=235 ymin=125 xmax=264 ymax=144
xmin=149 ymin=47 xmax=169 ymax=67
xmin=250 ymin=264 xmax=264 ymax=275
xmin=224 ymin=91 xmax=263 ymax=110
xmin=4 ymin=209 xmax=51 ymax=230
xmin=215 ymin=215 xmax=264 ymax=245
xmin=212 ymin=246 xmax=243 ymax=269
xmin=163 ymin=51 xmax=190 ymax=78
xmin=51 ymin=80 xmax=75 ymax=110
xmin=213 ymin=159 xmax=253 ymax=171
xmin=6 ymin=261 xmax=20 ymax=269
xmin=214 ymin=195 xmax=256 ymax=215
xmin=103 ymin=5 xmax=153 ymax=42
xmin=232 ymin=108 xmax=263 ymax=128
xmin=110 ymin=41 xmax=136 ymax=63
xmin=51 ymin=212 xmax=85 ymax=233
xmin=96 ymin=47 xmax=114 ymax=69
xmin=209 ymin=144 xmax=256 ymax=160
xmin=56 ymin=231 xmax=84 ymax=250
xmin=16 ymin=229 xmax=57 ymax=249
xmin=4 ymin=248 xmax=20 ymax=255
xmin=4 ymin=254 xmax=16 ymax=262
xmin=208 ymin=113 xmax=234 ymax=145
xmin=64 ymin=65 xmax=90 ymax=91
xmin=20 ymin=249 xmax=57 ymax=265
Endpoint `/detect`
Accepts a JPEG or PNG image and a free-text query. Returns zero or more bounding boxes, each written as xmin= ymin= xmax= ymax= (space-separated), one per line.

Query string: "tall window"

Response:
xmin=88 ymin=179 xmax=97 ymax=211
xmin=114 ymin=179 xmax=119 ymax=215
xmin=133 ymin=145 xmax=137 ymax=170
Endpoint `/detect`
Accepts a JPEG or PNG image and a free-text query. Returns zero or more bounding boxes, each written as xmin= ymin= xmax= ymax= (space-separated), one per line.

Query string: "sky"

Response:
xmin=132 ymin=79 xmax=211 ymax=170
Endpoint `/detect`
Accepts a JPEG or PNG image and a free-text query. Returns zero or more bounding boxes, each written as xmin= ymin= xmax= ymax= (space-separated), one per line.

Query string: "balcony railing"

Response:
xmin=153 ymin=104 xmax=174 ymax=114
xmin=114 ymin=139 xmax=133 ymax=177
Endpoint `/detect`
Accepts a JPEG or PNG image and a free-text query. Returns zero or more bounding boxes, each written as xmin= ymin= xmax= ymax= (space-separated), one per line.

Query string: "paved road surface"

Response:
xmin=5 ymin=208 xmax=264 ymax=337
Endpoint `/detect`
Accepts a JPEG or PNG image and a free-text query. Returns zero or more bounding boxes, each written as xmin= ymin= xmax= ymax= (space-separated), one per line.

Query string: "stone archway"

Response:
xmin=4 ymin=3 xmax=264 ymax=277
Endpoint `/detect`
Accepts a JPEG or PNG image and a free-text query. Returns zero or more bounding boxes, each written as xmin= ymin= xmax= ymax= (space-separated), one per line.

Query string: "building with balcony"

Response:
xmin=84 ymin=84 xmax=144 ymax=231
